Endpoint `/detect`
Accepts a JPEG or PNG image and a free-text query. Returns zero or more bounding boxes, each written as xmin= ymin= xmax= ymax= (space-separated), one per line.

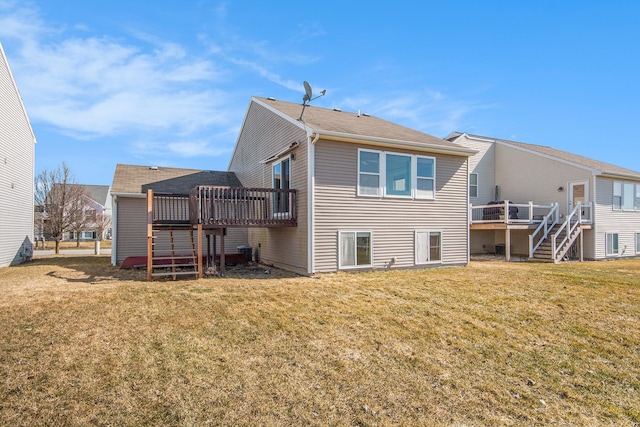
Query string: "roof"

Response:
xmin=448 ymin=132 xmax=640 ymax=181
xmin=111 ymin=164 xmax=242 ymax=195
xmin=80 ymin=185 xmax=110 ymax=206
xmin=254 ymin=97 xmax=475 ymax=156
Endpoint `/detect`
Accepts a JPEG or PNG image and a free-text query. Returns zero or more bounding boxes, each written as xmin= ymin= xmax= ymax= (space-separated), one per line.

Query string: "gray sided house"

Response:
xmin=0 ymin=43 xmax=36 ymax=267
xmin=65 ymin=184 xmax=112 ymax=240
xmin=228 ymin=97 xmax=476 ymax=275
xmin=448 ymin=132 xmax=640 ymax=262
xmin=110 ymin=164 xmax=247 ymax=266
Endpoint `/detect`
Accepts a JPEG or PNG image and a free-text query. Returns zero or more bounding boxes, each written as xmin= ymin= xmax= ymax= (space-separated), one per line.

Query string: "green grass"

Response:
xmin=1 ymin=257 xmax=639 ymax=426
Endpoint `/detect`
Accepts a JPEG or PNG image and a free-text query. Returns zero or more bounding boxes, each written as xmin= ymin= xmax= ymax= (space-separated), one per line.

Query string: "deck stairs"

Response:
xmin=530 ymin=202 xmax=583 ymax=263
xmin=149 ymin=226 xmax=200 ymax=280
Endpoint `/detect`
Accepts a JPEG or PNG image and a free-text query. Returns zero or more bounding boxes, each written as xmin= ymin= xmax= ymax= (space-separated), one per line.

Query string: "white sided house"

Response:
xmin=228 ymin=97 xmax=476 ymax=275
xmin=447 ymin=132 xmax=640 ymax=262
xmin=0 ymin=43 xmax=36 ymax=267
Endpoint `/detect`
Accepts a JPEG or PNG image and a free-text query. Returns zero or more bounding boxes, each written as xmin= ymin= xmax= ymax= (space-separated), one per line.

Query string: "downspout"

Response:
xmin=110 ymin=195 xmax=118 ymax=266
xmin=592 ymin=171 xmax=598 ymax=259
xmin=308 ymin=132 xmax=320 ymax=275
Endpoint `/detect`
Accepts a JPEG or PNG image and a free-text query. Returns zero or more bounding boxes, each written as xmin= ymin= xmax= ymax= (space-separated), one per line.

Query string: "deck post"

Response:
xmin=579 ymin=228 xmax=584 ymax=262
xmin=220 ymin=229 xmax=226 ymax=277
xmin=197 ymin=224 xmax=203 ymax=279
xmin=528 ymin=201 xmax=533 ymax=222
xmin=146 ymin=189 xmax=154 ymax=281
xmin=505 ymin=227 xmax=511 ymax=262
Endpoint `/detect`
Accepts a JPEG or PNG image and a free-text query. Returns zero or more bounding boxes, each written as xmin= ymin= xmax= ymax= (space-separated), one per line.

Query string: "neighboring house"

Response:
xmin=227 ymin=97 xmax=476 ymax=275
xmin=65 ymin=184 xmax=112 ymax=240
xmin=110 ymin=164 xmax=247 ymax=267
xmin=0 ymin=43 xmax=36 ymax=267
xmin=447 ymin=132 xmax=640 ymax=262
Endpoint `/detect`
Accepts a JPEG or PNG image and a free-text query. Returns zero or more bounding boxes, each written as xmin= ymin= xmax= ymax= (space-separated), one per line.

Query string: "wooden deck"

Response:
xmin=146 ymin=186 xmax=297 ymax=280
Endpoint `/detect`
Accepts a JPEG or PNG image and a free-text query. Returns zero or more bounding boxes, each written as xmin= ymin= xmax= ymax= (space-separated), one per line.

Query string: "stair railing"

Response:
xmin=552 ymin=202 xmax=582 ymax=262
xmin=529 ymin=203 xmax=559 ymax=258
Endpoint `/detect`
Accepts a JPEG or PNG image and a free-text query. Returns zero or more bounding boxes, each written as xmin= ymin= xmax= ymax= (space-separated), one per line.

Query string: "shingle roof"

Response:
xmin=256 ymin=97 xmax=470 ymax=153
xmin=81 ymin=185 xmax=110 ymax=206
xmin=111 ymin=164 xmax=242 ymax=195
xmin=451 ymin=132 xmax=640 ymax=180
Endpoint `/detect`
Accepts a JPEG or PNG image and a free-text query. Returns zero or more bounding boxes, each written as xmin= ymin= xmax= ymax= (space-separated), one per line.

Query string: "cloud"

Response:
xmin=1 ymin=2 xmax=231 ymax=140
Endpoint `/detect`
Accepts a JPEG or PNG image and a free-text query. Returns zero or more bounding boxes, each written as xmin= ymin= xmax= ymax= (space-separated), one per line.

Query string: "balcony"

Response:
xmin=149 ymin=187 xmax=297 ymax=228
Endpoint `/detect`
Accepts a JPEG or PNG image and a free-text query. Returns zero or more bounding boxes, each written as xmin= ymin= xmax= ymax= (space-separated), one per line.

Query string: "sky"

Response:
xmin=1 ymin=1 xmax=639 ymax=186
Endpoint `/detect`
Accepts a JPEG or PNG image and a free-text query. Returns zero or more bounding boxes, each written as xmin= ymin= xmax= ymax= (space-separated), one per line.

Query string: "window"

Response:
xmin=469 ymin=173 xmax=478 ymax=198
xmin=386 ymin=154 xmax=411 ymax=196
xmin=613 ymin=181 xmax=638 ymax=211
xmin=416 ymin=156 xmax=435 ymax=199
xmin=358 ymin=150 xmax=380 ymax=196
xmin=606 ymin=233 xmax=619 ymax=256
xmin=415 ymin=230 xmax=442 ymax=264
xmin=637 ymin=232 xmax=640 ymax=254
xmin=272 ymin=157 xmax=291 ymax=214
xmin=357 ymin=149 xmax=436 ymax=199
xmin=339 ymin=231 xmax=372 ymax=268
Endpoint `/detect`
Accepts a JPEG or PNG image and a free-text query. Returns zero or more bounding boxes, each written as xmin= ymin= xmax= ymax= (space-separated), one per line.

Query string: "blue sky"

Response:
xmin=1 ymin=1 xmax=639 ymax=186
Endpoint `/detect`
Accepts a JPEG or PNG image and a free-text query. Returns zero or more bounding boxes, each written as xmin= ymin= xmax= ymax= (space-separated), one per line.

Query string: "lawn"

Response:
xmin=1 ymin=257 xmax=639 ymax=426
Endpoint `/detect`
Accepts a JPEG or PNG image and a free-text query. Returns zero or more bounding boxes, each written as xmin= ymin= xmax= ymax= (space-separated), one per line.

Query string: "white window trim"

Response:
xmin=636 ymin=232 xmax=640 ymax=255
xmin=357 ymin=148 xmax=381 ymax=197
xmin=613 ymin=181 xmax=639 ymax=212
xmin=338 ymin=230 xmax=373 ymax=269
xmin=469 ymin=173 xmax=479 ymax=199
xmin=357 ymin=148 xmax=436 ymax=200
xmin=414 ymin=229 xmax=443 ymax=265
xmin=605 ymin=232 xmax=619 ymax=256
xmin=271 ymin=155 xmax=292 ymax=217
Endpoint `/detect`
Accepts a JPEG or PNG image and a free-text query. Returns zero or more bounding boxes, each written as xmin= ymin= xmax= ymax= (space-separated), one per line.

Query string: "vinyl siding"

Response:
xmin=228 ymin=101 xmax=309 ymax=274
xmin=0 ymin=46 xmax=35 ymax=267
xmin=114 ymin=196 xmax=246 ymax=264
xmin=594 ymin=177 xmax=640 ymax=259
xmin=454 ymin=134 xmax=495 ymax=203
xmin=314 ymin=140 xmax=469 ymax=272
xmin=495 ymin=143 xmax=593 ymax=213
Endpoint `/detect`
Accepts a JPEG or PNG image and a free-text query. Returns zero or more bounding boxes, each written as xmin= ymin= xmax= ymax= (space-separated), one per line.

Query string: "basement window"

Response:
xmin=606 ymin=232 xmax=619 ymax=256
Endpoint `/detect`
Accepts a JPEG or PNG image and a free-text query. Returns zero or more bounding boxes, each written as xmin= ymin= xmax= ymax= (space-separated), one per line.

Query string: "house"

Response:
xmin=63 ymin=184 xmax=112 ymax=241
xmin=447 ymin=132 xmax=640 ymax=262
xmin=0 ymin=43 xmax=36 ymax=267
xmin=227 ymin=97 xmax=476 ymax=275
xmin=110 ymin=164 xmax=248 ymax=270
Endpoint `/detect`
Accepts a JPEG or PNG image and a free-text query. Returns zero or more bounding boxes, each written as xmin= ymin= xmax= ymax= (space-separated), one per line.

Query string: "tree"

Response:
xmin=34 ymin=163 xmax=87 ymax=254
xmin=94 ymin=212 xmax=112 ymax=241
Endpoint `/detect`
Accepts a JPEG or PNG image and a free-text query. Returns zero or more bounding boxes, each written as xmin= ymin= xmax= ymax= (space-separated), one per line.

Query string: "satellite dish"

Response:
xmin=303 ymin=81 xmax=312 ymax=103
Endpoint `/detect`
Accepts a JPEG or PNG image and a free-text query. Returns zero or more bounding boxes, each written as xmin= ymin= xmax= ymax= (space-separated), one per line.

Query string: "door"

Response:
xmin=568 ymin=180 xmax=589 ymax=220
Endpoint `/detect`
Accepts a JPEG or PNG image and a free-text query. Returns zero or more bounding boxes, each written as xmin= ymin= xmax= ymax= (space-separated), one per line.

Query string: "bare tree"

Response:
xmin=34 ymin=163 xmax=87 ymax=254
xmin=94 ymin=212 xmax=112 ymax=241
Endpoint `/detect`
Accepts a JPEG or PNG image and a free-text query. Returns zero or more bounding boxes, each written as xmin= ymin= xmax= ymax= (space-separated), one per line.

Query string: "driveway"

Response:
xmin=34 ymin=248 xmax=111 ymax=256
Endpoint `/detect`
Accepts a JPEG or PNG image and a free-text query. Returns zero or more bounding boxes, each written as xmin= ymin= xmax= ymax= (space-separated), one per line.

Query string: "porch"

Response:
xmin=469 ymin=201 xmax=592 ymax=262
xmin=146 ymin=186 xmax=297 ymax=280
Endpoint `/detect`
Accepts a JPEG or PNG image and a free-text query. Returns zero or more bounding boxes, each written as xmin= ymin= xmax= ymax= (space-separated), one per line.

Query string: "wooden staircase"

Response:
xmin=148 ymin=226 xmax=200 ymax=280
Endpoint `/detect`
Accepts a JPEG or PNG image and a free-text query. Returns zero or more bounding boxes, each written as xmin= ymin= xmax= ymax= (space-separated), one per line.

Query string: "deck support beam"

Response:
xmin=146 ymin=189 xmax=154 ymax=281
xmin=505 ymin=227 xmax=511 ymax=262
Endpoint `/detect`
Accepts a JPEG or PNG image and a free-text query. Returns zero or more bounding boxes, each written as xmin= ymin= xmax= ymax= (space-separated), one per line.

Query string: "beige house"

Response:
xmin=447 ymin=132 xmax=640 ymax=262
xmin=0 ymin=43 xmax=36 ymax=267
xmin=228 ymin=97 xmax=476 ymax=275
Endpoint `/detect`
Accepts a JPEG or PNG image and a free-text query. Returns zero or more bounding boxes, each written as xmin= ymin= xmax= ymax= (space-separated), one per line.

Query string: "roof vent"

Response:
xmin=149 ymin=166 xmax=159 ymax=171
xmin=333 ymin=108 xmax=342 ymax=112
xmin=267 ymin=97 xmax=276 ymax=101
xmin=362 ymin=113 xmax=370 ymax=117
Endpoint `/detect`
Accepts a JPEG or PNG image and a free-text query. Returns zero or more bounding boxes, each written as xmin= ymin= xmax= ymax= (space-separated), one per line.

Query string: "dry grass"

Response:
xmin=1 ymin=257 xmax=639 ymax=426
xmin=34 ymin=240 xmax=112 ymax=251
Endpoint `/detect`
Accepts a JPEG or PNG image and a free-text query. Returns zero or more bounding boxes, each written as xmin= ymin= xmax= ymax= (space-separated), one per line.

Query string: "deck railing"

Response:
xmin=470 ymin=201 xmax=556 ymax=224
xmin=189 ymin=186 xmax=297 ymax=227
xmin=152 ymin=193 xmax=190 ymax=224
